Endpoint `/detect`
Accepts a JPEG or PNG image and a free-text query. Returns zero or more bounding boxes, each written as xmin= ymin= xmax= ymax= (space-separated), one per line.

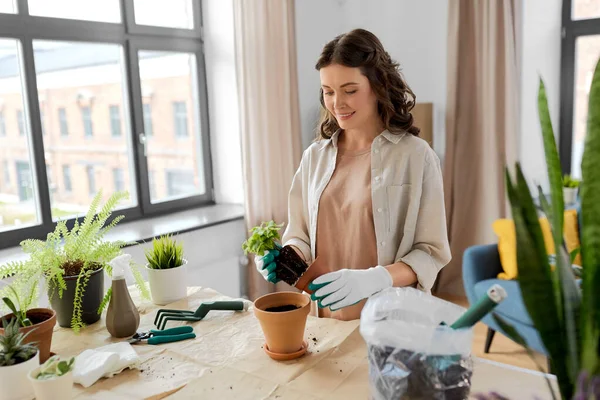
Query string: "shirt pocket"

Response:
xmin=386 ymin=184 xmax=412 ymax=233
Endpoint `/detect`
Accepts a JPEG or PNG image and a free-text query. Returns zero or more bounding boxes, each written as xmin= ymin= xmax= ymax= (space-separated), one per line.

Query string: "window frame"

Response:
xmin=0 ymin=0 xmax=213 ymax=249
xmin=559 ymin=0 xmax=600 ymax=174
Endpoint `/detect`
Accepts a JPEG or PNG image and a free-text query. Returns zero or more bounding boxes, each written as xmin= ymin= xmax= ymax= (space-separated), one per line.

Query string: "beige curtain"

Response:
xmin=436 ymin=0 xmax=520 ymax=296
xmin=233 ymin=0 xmax=303 ymax=300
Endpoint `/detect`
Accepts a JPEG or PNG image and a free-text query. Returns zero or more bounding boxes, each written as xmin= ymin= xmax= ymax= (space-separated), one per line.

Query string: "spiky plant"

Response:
xmin=498 ymin=57 xmax=600 ymax=399
xmin=145 ymin=235 xmax=184 ymax=270
xmin=0 ymin=190 xmax=149 ymax=333
xmin=0 ymin=318 xmax=38 ymax=367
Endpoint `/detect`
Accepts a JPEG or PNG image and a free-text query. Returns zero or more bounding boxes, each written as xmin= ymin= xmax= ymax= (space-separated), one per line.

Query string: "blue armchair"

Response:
xmin=462 ymin=244 xmax=547 ymax=355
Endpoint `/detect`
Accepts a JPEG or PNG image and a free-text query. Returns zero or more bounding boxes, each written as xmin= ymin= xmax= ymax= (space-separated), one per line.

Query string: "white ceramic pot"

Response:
xmin=0 ymin=351 xmax=39 ymax=400
xmin=27 ymin=368 xmax=73 ymax=400
xmin=564 ymin=187 xmax=578 ymax=205
xmin=146 ymin=260 xmax=188 ymax=305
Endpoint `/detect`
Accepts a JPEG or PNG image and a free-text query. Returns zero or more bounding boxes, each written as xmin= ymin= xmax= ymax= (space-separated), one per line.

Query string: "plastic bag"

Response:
xmin=360 ymin=287 xmax=474 ymax=400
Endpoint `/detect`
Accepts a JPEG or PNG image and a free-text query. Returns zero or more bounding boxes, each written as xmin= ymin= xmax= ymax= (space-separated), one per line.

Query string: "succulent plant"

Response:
xmin=0 ymin=318 xmax=38 ymax=367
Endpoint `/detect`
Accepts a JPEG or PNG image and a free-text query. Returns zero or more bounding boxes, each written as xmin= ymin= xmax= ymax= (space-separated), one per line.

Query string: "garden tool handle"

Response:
xmin=150 ymin=326 xmax=194 ymax=336
xmin=205 ymin=301 xmax=246 ymax=311
xmin=148 ymin=332 xmax=196 ymax=345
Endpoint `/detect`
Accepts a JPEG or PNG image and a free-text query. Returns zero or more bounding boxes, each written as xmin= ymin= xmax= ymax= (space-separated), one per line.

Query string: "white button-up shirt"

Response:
xmin=282 ymin=129 xmax=451 ymax=292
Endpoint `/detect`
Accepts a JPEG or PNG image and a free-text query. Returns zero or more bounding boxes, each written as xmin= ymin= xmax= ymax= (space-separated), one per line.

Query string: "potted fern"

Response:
xmin=144 ymin=235 xmax=187 ymax=305
xmin=562 ymin=174 xmax=580 ymax=205
xmin=0 ymin=191 xmax=148 ymax=332
xmin=0 ymin=284 xmax=56 ymax=363
xmin=496 ymin=56 xmax=600 ymax=399
xmin=28 ymin=355 xmax=75 ymax=400
xmin=0 ymin=318 xmax=39 ymax=400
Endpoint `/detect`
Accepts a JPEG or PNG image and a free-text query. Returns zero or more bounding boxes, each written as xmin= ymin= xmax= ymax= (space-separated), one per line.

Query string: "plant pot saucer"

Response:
xmin=264 ymin=340 xmax=308 ymax=361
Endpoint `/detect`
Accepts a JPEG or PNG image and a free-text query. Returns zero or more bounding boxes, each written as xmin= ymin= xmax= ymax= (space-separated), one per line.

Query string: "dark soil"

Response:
xmin=275 ymin=245 xmax=308 ymax=286
xmin=265 ymin=305 xmax=299 ymax=312
xmin=25 ymin=310 xmax=53 ymax=325
xmin=61 ymin=260 xmax=103 ymax=278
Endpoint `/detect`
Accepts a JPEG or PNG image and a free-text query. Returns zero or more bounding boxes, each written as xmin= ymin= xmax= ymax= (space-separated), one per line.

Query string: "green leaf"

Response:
xmin=506 ymin=166 xmax=573 ymax=398
xmin=493 ymin=314 xmax=558 ymax=400
xmin=2 ymin=297 xmax=18 ymax=317
xmin=580 ymin=57 xmax=600 ymax=376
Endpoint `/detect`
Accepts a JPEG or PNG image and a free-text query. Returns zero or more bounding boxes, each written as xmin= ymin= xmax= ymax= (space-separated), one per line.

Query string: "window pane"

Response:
xmin=571 ymin=35 xmax=600 ymax=178
xmin=138 ymin=50 xmax=206 ymax=203
xmin=33 ymin=40 xmax=137 ymax=220
xmin=133 ymin=0 xmax=194 ymax=29
xmin=0 ymin=39 xmax=41 ymax=231
xmin=143 ymin=103 xmax=153 ymax=137
xmin=109 ymin=105 xmax=121 ymax=137
xmin=28 ymin=0 xmax=121 ymax=23
xmin=572 ymin=0 xmax=600 ymax=20
xmin=0 ymin=0 xmax=15 ymax=13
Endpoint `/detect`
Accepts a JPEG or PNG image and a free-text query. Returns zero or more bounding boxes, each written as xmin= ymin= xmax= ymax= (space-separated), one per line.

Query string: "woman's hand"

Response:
xmin=254 ymin=245 xmax=281 ymax=284
xmin=308 ymin=266 xmax=393 ymax=311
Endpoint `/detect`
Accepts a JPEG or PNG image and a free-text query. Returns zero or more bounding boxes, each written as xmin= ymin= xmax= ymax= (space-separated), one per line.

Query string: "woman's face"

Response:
xmin=319 ymin=63 xmax=379 ymax=132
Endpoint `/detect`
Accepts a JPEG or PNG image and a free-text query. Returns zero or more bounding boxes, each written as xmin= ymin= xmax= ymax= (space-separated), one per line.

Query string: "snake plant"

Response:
xmin=501 ymin=56 xmax=600 ymax=399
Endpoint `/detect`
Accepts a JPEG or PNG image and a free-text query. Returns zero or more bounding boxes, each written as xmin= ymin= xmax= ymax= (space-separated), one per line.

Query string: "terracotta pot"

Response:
xmin=294 ymin=256 xmax=329 ymax=293
xmin=0 ymin=309 xmax=56 ymax=364
xmin=254 ymin=292 xmax=311 ymax=355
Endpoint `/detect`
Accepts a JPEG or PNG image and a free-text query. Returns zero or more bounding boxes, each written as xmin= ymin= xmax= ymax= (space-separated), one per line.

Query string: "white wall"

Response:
xmin=294 ymin=0 xmax=449 ymax=156
xmin=519 ymin=0 xmax=562 ymax=190
xmin=203 ymin=0 xmax=245 ymax=204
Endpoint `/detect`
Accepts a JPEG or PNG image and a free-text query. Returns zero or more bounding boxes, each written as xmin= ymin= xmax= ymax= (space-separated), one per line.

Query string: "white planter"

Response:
xmin=27 ymin=368 xmax=73 ymax=400
xmin=564 ymin=187 xmax=578 ymax=205
xmin=146 ymin=260 xmax=188 ymax=305
xmin=0 ymin=351 xmax=38 ymax=400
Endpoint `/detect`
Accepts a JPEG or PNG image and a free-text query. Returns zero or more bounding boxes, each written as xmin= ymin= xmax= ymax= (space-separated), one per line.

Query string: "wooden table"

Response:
xmin=51 ymin=287 xmax=558 ymax=399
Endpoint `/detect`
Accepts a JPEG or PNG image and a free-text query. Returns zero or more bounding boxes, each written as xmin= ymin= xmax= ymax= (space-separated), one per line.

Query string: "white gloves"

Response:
xmin=254 ymin=249 xmax=280 ymax=284
xmin=308 ymin=266 xmax=393 ymax=311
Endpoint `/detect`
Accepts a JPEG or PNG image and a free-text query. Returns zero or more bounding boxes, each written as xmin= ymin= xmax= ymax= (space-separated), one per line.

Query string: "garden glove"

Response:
xmin=254 ymin=244 xmax=281 ymax=284
xmin=308 ymin=266 xmax=393 ymax=311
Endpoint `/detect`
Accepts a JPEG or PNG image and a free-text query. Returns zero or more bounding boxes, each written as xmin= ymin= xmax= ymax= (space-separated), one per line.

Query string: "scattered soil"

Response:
xmin=265 ymin=305 xmax=299 ymax=313
xmin=275 ymin=246 xmax=309 ymax=285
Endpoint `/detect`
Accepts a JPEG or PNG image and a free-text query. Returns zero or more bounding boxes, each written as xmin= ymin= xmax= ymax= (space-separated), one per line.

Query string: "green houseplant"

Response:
xmin=28 ymin=355 xmax=75 ymax=400
xmin=0 ymin=191 xmax=148 ymax=332
xmin=0 ymin=283 xmax=56 ymax=363
xmin=0 ymin=318 xmax=39 ymax=400
xmin=144 ymin=235 xmax=188 ymax=305
xmin=562 ymin=174 xmax=581 ymax=206
xmin=498 ymin=56 xmax=600 ymax=399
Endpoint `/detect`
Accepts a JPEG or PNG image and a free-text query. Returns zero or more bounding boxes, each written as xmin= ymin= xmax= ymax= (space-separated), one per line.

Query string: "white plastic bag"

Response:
xmin=360 ymin=287 xmax=474 ymax=400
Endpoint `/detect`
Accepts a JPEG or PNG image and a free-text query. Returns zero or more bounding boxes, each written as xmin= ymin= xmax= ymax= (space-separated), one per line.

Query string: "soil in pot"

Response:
xmin=0 ymin=309 xmax=56 ymax=363
xmin=265 ymin=305 xmax=299 ymax=312
xmin=49 ymin=263 xmax=104 ymax=328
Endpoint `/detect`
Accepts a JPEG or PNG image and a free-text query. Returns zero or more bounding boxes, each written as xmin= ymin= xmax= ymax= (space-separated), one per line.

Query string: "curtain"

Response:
xmin=436 ymin=0 xmax=521 ymax=296
xmin=233 ymin=0 xmax=303 ymax=300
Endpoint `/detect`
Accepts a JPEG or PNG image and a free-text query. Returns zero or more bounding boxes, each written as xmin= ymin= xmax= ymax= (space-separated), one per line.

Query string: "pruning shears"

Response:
xmin=128 ymin=326 xmax=196 ymax=345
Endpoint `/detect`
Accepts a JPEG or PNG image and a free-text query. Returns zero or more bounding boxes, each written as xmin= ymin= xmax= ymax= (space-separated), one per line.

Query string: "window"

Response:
xmin=81 ymin=106 xmax=93 ymax=137
xmin=0 ymin=3 xmax=210 ymax=249
xmin=86 ymin=166 xmax=96 ymax=196
xmin=560 ymin=0 xmax=600 ymax=177
xmin=173 ymin=101 xmax=188 ymax=138
xmin=109 ymin=105 xmax=122 ymax=137
xmin=62 ymin=165 xmax=72 ymax=192
xmin=113 ymin=168 xmax=124 ymax=192
xmin=58 ymin=108 xmax=68 ymax=137
xmin=3 ymin=160 xmax=9 ymax=185
xmin=0 ymin=112 xmax=5 ymax=136
xmin=17 ymin=110 xmax=24 ymax=136
xmin=143 ymin=103 xmax=153 ymax=137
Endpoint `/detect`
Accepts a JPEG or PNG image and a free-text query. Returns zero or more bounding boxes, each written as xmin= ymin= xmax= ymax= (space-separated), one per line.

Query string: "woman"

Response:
xmin=256 ymin=28 xmax=451 ymax=321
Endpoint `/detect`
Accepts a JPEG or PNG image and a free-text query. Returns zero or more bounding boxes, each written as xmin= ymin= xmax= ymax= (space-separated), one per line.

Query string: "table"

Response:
xmin=51 ymin=287 xmax=558 ymax=399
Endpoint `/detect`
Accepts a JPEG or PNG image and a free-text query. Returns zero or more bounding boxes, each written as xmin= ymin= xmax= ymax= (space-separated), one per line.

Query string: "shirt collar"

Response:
xmin=320 ymin=129 xmax=406 ymax=149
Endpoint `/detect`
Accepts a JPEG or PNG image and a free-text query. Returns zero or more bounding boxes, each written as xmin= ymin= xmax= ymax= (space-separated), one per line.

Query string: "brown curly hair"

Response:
xmin=315 ymin=29 xmax=420 ymax=139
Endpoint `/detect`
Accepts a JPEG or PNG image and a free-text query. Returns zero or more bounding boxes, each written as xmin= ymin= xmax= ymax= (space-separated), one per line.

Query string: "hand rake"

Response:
xmin=154 ymin=300 xmax=248 ymax=330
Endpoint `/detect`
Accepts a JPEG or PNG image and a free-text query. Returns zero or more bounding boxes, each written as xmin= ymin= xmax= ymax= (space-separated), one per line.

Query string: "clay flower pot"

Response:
xmin=0 ymin=308 xmax=56 ymax=363
xmin=254 ymin=292 xmax=311 ymax=360
xmin=294 ymin=256 xmax=329 ymax=293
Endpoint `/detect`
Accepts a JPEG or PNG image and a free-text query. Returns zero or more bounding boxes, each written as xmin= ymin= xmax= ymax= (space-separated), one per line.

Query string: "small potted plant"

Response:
xmin=145 ymin=235 xmax=187 ymax=305
xmin=242 ymin=221 xmax=327 ymax=292
xmin=28 ymin=355 xmax=75 ymax=400
xmin=0 ymin=318 xmax=39 ymax=400
xmin=562 ymin=174 xmax=580 ymax=205
xmin=0 ymin=284 xmax=56 ymax=363
xmin=0 ymin=190 xmax=149 ymax=332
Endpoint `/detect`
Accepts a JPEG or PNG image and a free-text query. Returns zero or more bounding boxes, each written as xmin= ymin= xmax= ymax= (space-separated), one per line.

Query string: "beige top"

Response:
xmin=282 ymin=129 xmax=451 ymax=300
xmin=314 ymin=148 xmax=379 ymax=320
